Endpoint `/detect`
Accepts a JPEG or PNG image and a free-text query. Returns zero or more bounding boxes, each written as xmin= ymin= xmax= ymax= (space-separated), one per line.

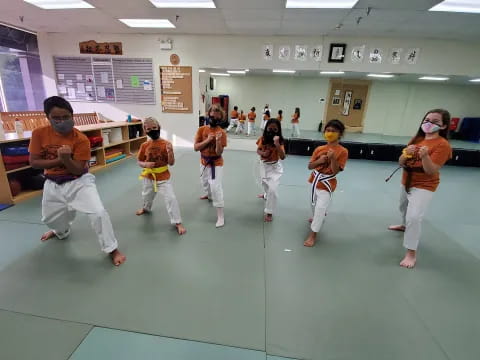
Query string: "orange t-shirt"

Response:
xmin=195 ymin=126 xmax=227 ymax=166
xmin=248 ymin=112 xmax=256 ymax=122
xmin=29 ymin=125 xmax=90 ymax=177
xmin=239 ymin=114 xmax=247 ymax=123
xmin=231 ymin=110 xmax=239 ymax=119
xmin=292 ymin=113 xmax=300 ymax=124
xmin=137 ymin=139 xmax=171 ymax=181
xmin=256 ymin=137 xmax=285 ymax=162
xmin=308 ymin=144 xmax=348 ymax=192
xmin=401 ymin=137 xmax=452 ymax=192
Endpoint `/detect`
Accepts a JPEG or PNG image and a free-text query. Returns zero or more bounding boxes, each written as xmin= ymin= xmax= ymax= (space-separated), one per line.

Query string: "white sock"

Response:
xmin=216 ymin=207 xmax=224 ymax=228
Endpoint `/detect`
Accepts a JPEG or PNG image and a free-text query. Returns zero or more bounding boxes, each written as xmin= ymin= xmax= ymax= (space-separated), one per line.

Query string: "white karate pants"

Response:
xmin=141 ymin=178 xmax=182 ymax=224
xmin=261 ymin=162 xmax=283 ymax=215
xmin=200 ymin=165 xmax=224 ymax=208
xmin=311 ymin=189 xmax=332 ymax=233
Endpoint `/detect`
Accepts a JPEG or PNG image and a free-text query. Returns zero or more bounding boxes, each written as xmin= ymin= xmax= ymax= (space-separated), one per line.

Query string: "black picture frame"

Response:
xmin=328 ymin=43 xmax=346 ymax=63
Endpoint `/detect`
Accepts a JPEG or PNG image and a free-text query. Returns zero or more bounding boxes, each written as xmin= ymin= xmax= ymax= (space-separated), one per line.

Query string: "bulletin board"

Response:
xmin=53 ymin=56 xmax=156 ymax=105
xmin=160 ymin=66 xmax=192 ymax=113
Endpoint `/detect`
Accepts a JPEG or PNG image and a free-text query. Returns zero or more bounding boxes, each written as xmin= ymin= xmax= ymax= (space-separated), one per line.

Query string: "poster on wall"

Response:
xmin=389 ymin=48 xmax=403 ymax=64
xmin=369 ymin=48 xmax=383 ymax=63
xmin=332 ymin=96 xmax=341 ymax=106
xmin=279 ymin=45 xmax=291 ymax=61
xmin=79 ymin=40 xmax=123 ymax=55
xmin=310 ymin=45 xmax=323 ymax=62
xmin=294 ymin=45 xmax=308 ymax=61
xmin=351 ymin=45 xmax=365 ymax=63
xmin=328 ymin=43 xmax=346 ymax=63
xmin=263 ymin=44 xmax=273 ymax=61
xmin=342 ymin=90 xmax=353 ymax=116
xmin=353 ymin=99 xmax=362 ymax=110
xmin=405 ymin=48 xmax=420 ymax=64
xmin=160 ymin=66 xmax=192 ymax=113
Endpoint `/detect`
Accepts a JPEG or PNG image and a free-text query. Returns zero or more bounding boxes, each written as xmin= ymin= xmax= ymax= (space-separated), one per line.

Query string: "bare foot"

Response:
xmin=257 ymin=194 xmax=265 ymax=199
xmin=264 ymin=214 xmax=273 ymax=222
xmin=389 ymin=225 xmax=406 ymax=232
xmin=40 ymin=230 xmax=56 ymax=242
xmin=110 ymin=249 xmax=126 ymax=266
xmin=175 ymin=223 xmax=187 ymax=235
xmin=400 ymin=250 xmax=416 ymax=269
xmin=304 ymin=232 xmax=317 ymax=247
xmin=136 ymin=208 xmax=150 ymax=216
xmin=200 ymin=195 xmax=209 ymax=200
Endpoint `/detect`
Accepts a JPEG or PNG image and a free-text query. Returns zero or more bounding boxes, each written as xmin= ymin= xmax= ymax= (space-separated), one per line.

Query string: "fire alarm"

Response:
xmin=170 ymin=54 xmax=180 ymax=65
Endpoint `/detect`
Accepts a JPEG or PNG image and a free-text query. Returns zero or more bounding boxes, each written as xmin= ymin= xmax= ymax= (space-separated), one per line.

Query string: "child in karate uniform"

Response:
xmin=247 ymin=107 xmax=257 ymax=136
xmin=236 ymin=110 xmax=247 ymax=135
xmin=226 ymin=106 xmax=239 ymax=133
xmin=291 ymin=107 xmax=301 ymax=138
xmin=304 ymin=119 xmax=348 ymax=247
xmin=389 ymin=109 xmax=452 ymax=269
xmin=29 ymin=96 xmax=126 ymax=266
xmin=256 ymin=118 xmax=285 ymax=222
xmin=136 ymin=117 xmax=186 ymax=235
xmin=194 ymin=104 xmax=228 ymax=228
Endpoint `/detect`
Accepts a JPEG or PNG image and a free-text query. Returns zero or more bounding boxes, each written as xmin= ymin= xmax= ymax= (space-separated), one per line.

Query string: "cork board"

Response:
xmin=160 ymin=66 xmax=192 ymax=113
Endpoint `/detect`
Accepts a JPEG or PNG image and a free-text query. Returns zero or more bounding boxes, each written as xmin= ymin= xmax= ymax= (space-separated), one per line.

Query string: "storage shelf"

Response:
xmin=6 ymin=165 xmax=32 ymax=174
xmin=103 ymin=140 xmax=129 ymax=148
xmin=13 ymin=189 xmax=43 ymax=203
xmin=130 ymin=136 xmax=147 ymax=141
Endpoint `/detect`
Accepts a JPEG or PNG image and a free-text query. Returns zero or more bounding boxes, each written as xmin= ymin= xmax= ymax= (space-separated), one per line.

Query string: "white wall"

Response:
xmin=37 ymin=32 xmax=480 ymax=143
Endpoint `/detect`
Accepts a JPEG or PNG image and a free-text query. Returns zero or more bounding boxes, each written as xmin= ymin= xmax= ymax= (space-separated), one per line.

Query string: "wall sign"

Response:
xmin=294 ymin=45 xmax=307 ymax=61
xmin=79 ymin=40 xmax=122 ymax=55
xmin=263 ymin=44 xmax=273 ymax=61
xmin=279 ymin=45 xmax=291 ymax=61
xmin=369 ymin=48 xmax=383 ymax=63
xmin=351 ymin=45 xmax=365 ymax=63
xmin=311 ymin=45 xmax=323 ymax=62
xmin=160 ymin=66 xmax=192 ymax=113
xmin=328 ymin=43 xmax=346 ymax=63
xmin=406 ymin=48 xmax=420 ymax=64
xmin=389 ymin=48 xmax=403 ymax=64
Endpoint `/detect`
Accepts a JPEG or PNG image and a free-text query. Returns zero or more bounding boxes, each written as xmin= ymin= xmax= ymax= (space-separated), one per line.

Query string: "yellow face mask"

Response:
xmin=324 ymin=131 xmax=339 ymax=142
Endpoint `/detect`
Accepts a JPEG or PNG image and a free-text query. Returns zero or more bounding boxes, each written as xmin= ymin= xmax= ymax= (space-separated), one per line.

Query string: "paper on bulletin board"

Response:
xmin=131 ymin=76 xmax=140 ymax=87
xmin=76 ymin=74 xmax=83 ymax=81
xmin=77 ymin=83 xmax=85 ymax=94
xmin=66 ymin=80 xmax=73 ymax=86
xmin=85 ymin=85 xmax=93 ymax=92
xmin=116 ymin=79 xmax=123 ymax=89
xmin=86 ymin=75 xmax=94 ymax=83
xmin=97 ymin=86 xmax=106 ymax=98
xmin=334 ymin=89 xmax=341 ymax=95
xmin=58 ymin=85 xmax=67 ymax=94
xmin=67 ymin=88 xmax=76 ymax=99
xmin=58 ymin=74 xmax=65 ymax=80
xmin=101 ymin=72 xmax=109 ymax=83
xmin=105 ymin=88 xmax=115 ymax=99
xmin=143 ymin=80 xmax=152 ymax=91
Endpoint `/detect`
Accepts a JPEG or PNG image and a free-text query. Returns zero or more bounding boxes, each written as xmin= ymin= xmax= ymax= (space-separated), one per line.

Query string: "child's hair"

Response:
xmin=278 ymin=110 xmax=283 ymax=115
xmin=143 ymin=116 xmax=160 ymax=128
xmin=207 ymin=104 xmax=226 ymax=119
xmin=409 ymin=109 xmax=451 ymax=145
xmin=251 ymin=107 xmax=256 ymax=111
xmin=265 ymin=110 xmax=270 ymax=117
xmin=233 ymin=106 xmax=238 ymax=111
xmin=262 ymin=118 xmax=284 ymax=145
xmin=44 ymin=96 xmax=73 ymax=116
xmin=294 ymin=107 xmax=300 ymax=117
xmin=324 ymin=119 xmax=345 ymax=137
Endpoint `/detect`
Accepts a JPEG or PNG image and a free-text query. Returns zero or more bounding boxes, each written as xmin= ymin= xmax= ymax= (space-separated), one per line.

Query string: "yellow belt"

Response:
xmin=139 ymin=166 xmax=169 ymax=192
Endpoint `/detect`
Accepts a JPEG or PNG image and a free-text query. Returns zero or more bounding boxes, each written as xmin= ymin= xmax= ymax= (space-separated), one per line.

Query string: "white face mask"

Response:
xmin=421 ymin=121 xmax=441 ymax=134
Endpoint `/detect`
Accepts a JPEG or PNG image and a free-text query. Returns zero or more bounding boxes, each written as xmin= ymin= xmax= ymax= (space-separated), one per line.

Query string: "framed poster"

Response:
xmin=310 ymin=45 xmax=323 ymax=62
xmin=332 ymin=96 xmax=341 ymax=106
xmin=353 ymin=99 xmax=362 ymax=110
xmin=351 ymin=45 xmax=365 ymax=63
xmin=369 ymin=48 xmax=383 ymax=63
xmin=329 ymin=43 xmax=346 ymax=63
xmin=405 ymin=48 xmax=420 ymax=64
xmin=342 ymin=90 xmax=353 ymax=116
xmin=389 ymin=48 xmax=403 ymax=64
xmin=263 ymin=44 xmax=273 ymax=61
xmin=295 ymin=45 xmax=308 ymax=61
xmin=279 ymin=45 xmax=291 ymax=61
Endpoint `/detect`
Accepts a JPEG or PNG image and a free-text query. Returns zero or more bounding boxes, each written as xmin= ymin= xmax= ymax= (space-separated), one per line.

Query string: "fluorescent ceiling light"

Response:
xmin=419 ymin=76 xmax=449 ymax=81
xmin=273 ymin=69 xmax=296 ymax=73
xmin=199 ymin=69 xmax=206 ymax=73
xmin=244 ymin=69 xmax=250 ymax=72
xmin=24 ymin=0 xmax=94 ymax=9
xmin=367 ymin=73 xmax=395 ymax=78
xmin=286 ymin=0 xmax=358 ymax=8
xmin=469 ymin=78 xmax=480 ymax=82
xmin=320 ymin=71 xmax=345 ymax=75
xmin=149 ymin=0 xmax=216 ymax=8
xmin=227 ymin=70 xmax=246 ymax=74
xmin=211 ymin=73 xmax=230 ymax=77
xmin=429 ymin=0 xmax=480 ymax=14
xmin=119 ymin=19 xmax=175 ymax=28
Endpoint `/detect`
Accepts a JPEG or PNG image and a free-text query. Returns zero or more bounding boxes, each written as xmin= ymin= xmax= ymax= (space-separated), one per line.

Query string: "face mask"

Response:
xmin=147 ymin=129 xmax=160 ymax=140
xmin=324 ymin=131 xmax=339 ymax=142
xmin=50 ymin=118 xmax=74 ymax=134
xmin=421 ymin=121 xmax=441 ymax=134
xmin=209 ymin=118 xmax=218 ymax=127
xmin=266 ymin=129 xmax=277 ymax=137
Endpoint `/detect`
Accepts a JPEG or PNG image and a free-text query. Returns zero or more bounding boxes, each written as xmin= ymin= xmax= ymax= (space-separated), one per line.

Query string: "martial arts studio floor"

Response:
xmin=1 ymin=148 xmax=479 ymax=360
